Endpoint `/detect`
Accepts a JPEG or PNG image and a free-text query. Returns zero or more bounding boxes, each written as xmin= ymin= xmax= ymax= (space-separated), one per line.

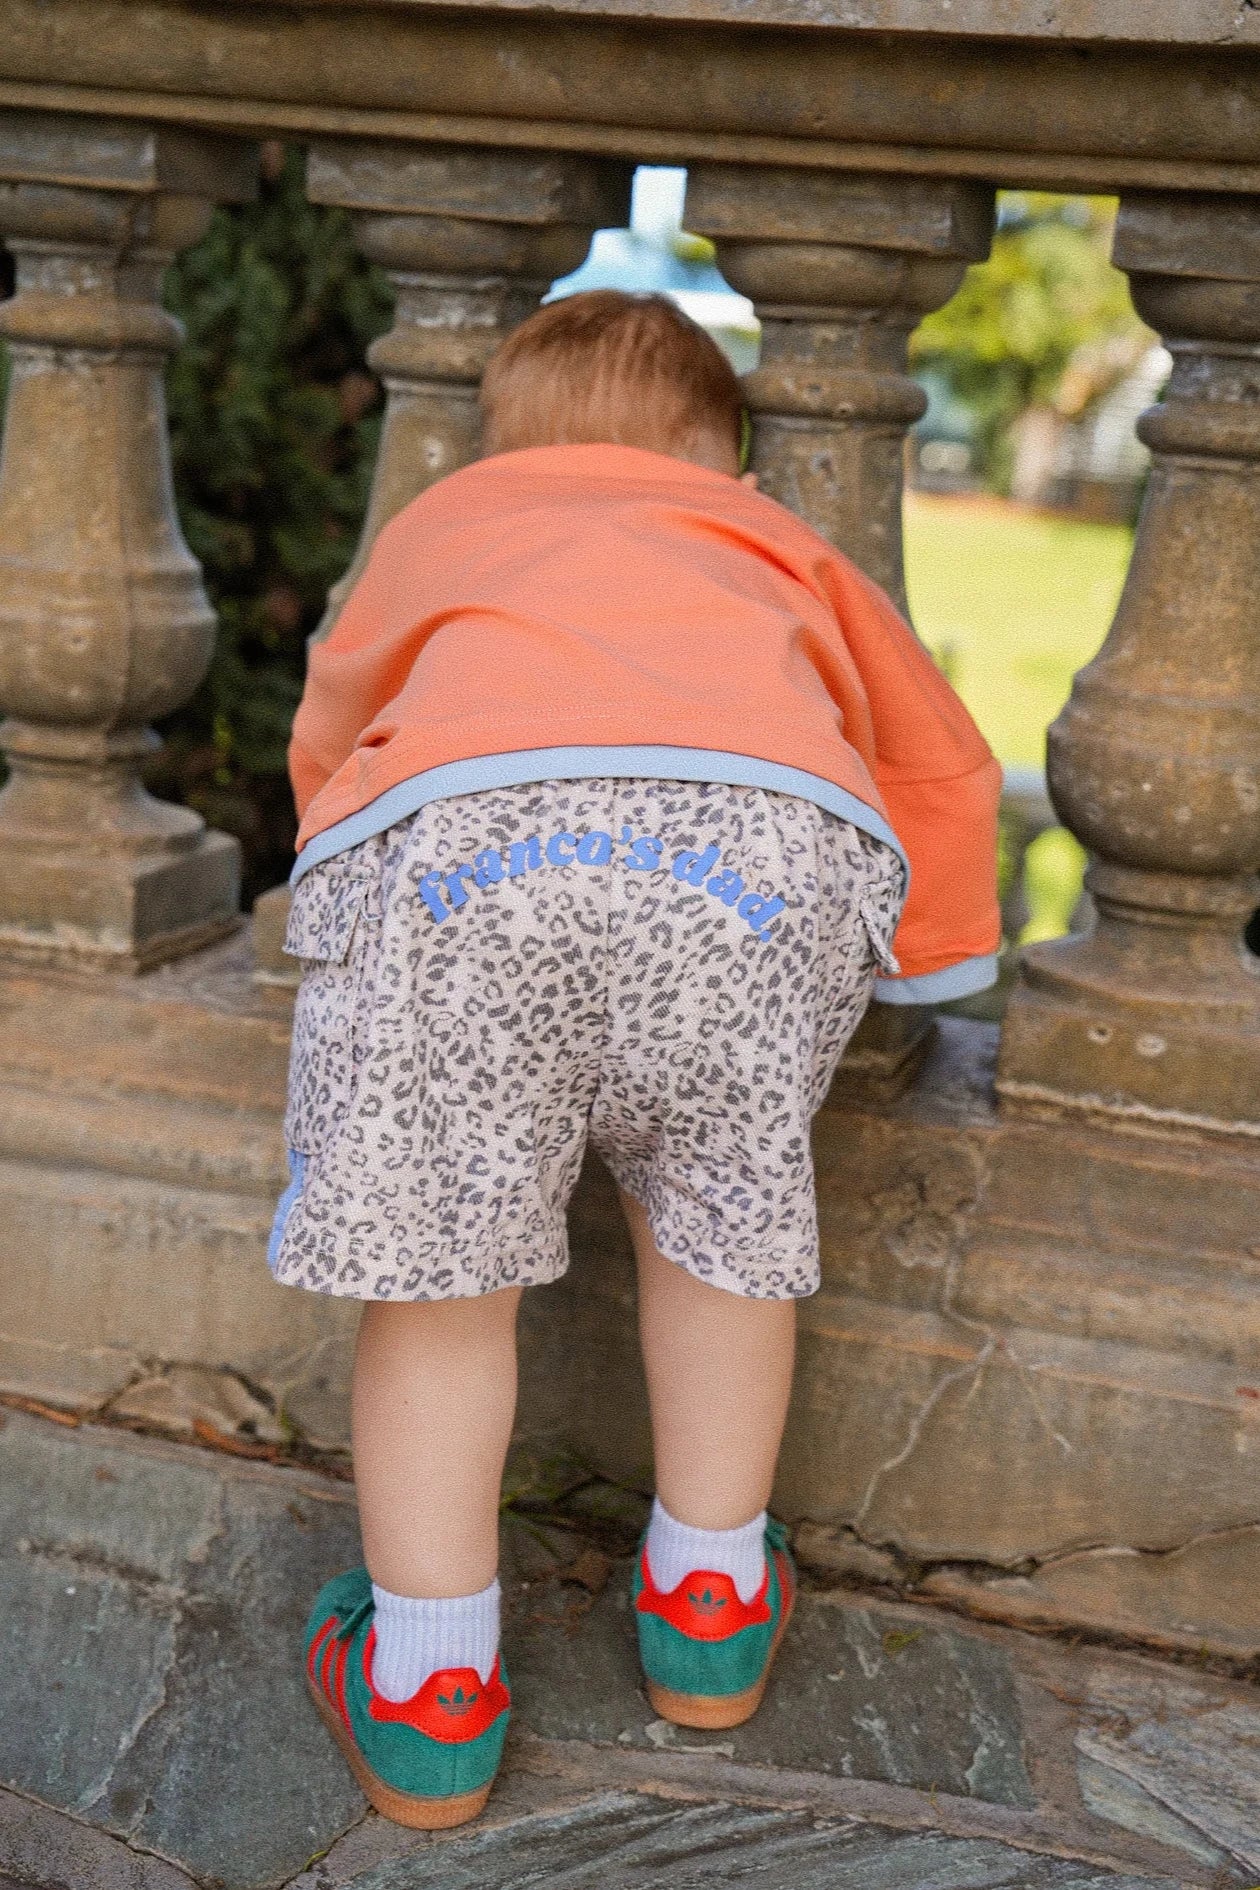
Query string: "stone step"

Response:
xmin=313 ymin=1794 xmax=1182 ymax=1890
xmin=0 ymin=1409 xmax=1254 ymax=1890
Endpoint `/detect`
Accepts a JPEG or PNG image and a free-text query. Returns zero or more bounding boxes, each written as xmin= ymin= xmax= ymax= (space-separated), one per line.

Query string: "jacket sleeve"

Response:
xmin=813 ymin=551 xmax=1004 ymax=1003
xmin=871 ymin=753 xmax=1004 ymax=1003
xmin=288 ymin=728 xmax=336 ymax=825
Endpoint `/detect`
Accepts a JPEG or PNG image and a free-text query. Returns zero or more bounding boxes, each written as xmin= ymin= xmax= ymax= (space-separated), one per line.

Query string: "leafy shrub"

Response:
xmin=157 ymin=143 xmax=392 ymax=901
xmin=911 ymin=194 xmax=1150 ymax=493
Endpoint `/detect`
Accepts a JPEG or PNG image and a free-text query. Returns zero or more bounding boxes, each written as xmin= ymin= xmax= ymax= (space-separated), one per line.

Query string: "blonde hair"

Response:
xmin=479 ymin=289 xmax=744 ymax=463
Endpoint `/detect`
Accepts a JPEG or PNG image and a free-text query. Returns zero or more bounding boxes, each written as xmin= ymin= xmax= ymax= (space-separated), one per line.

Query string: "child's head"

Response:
xmin=479 ymin=289 xmax=746 ymax=475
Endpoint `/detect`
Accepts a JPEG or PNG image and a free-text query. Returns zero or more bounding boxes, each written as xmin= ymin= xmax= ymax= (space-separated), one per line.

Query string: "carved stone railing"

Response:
xmin=0 ymin=2 xmax=1256 ymax=1100
xmin=306 ymin=141 xmax=632 ymax=631
xmin=0 ymin=1 xmax=1259 ymax=1656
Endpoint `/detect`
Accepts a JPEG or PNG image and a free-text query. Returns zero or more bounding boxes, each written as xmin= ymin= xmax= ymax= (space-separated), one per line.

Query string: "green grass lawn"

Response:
xmin=903 ymin=493 xmax=1132 ymax=767
xmin=903 ymin=493 xmax=1134 ymax=942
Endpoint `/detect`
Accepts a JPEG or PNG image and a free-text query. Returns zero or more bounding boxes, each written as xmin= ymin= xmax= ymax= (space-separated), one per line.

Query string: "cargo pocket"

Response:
xmin=284 ymin=858 xmax=375 ymax=968
xmin=283 ymin=857 xmax=380 ymax=1158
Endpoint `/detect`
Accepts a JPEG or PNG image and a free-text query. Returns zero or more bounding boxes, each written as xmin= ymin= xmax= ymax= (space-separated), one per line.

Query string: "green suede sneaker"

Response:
xmin=304 ymin=1567 xmax=510 ymax=1829
xmin=632 ymin=1516 xmax=796 ymax=1729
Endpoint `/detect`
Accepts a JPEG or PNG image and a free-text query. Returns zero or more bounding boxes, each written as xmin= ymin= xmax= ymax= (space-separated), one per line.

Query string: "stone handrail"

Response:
xmin=0 ymin=0 xmax=1256 ymax=1138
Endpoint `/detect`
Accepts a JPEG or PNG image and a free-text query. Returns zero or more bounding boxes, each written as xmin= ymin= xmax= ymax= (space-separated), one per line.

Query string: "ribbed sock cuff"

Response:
xmin=645 ymin=1498 xmax=767 ymax=1605
xmin=369 ymin=1576 xmax=501 ymax=1702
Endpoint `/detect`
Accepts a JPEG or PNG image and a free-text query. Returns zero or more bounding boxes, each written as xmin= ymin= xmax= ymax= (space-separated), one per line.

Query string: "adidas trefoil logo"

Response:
xmin=437 ymin=1684 xmax=480 ymax=1716
xmin=687 ymin=1586 xmax=728 ymax=1615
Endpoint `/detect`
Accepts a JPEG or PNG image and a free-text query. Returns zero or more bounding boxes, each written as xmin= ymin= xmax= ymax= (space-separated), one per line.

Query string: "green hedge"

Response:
xmin=157 ymin=144 xmax=392 ymax=902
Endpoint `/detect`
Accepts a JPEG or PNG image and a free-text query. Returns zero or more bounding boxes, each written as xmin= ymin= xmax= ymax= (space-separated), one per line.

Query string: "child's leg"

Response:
xmin=353 ymin=1289 xmax=521 ymax=1593
xmin=622 ymin=1190 xmax=794 ymax=1526
xmin=621 ymin=1189 xmax=794 ymax=1596
xmin=351 ymin=1288 xmax=521 ymax=1696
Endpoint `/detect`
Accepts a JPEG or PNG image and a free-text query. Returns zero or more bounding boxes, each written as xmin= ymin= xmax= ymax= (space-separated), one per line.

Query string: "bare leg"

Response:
xmin=351 ymin=1288 xmax=522 ymax=1598
xmin=620 ymin=1190 xmax=796 ymax=1528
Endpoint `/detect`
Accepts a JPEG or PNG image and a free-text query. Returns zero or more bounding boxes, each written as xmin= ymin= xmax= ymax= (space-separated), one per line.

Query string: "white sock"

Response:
xmin=645 ymin=1497 xmax=767 ymax=1605
xmin=370 ymin=1577 xmax=501 ymax=1701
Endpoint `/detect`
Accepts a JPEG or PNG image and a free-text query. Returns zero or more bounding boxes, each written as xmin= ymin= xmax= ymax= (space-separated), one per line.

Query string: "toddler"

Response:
xmin=273 ymin=290 xmax=1001 ymax=1828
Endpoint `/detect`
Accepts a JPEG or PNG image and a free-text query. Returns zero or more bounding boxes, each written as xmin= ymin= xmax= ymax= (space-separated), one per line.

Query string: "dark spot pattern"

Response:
xmin=273 ymin=780 xmax=904 ymax=1302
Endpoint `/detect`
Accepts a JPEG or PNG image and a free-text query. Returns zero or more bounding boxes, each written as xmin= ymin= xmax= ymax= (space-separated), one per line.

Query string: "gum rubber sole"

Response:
xmin=643 ymin=1582 xmax=795 ymax=1731
xmin=308 ymin=1679 xmax=495 ymax=1830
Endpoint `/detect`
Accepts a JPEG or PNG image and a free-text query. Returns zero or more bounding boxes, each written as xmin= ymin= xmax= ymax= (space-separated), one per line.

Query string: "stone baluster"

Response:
xmin=306 ymin=141 xmax=632 ymax=634
xmin=0 ymin=112 xmax=256 ymax=969
xmin=685 ymin=166 xmax=994 ymax=1090
xmin=998 ymin=194 xmax=1260 ymax=1135
xmin=685 ymin=167 xmax=992 ymax=613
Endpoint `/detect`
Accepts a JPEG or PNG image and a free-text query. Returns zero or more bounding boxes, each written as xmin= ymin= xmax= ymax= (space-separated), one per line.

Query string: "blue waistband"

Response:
xmin=290 ymin=745 xmax=908 ymax=886
xmin=288 ymin=746 xmax=998 ymax=1003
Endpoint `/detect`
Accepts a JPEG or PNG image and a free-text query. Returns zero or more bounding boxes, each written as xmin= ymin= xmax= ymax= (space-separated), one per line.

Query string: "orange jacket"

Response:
xmin=291 ymin=444 xmax=1001 ymax=1001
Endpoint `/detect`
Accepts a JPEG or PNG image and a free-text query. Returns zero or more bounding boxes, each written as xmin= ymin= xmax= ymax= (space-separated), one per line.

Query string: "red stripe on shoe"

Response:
xmin=319 ymin=1632 xmax=340 ymax=1711
xmin=332 ymin=1635 xmax=353 ymax=1729
xmin=307 ymin=1617 xmax=336 ymax=1687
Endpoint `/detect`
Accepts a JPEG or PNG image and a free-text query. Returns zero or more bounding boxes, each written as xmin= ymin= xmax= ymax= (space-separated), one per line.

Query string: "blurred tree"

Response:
xmin=156 ymin=142 xmax=392 ymax=901
xmin=910 ymin=194 xmax=1153 ymax=493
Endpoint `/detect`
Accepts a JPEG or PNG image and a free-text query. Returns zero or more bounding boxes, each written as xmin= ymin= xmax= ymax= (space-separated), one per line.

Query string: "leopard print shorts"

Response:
xmin=269 ymin=778 xmax=905 ymax=1302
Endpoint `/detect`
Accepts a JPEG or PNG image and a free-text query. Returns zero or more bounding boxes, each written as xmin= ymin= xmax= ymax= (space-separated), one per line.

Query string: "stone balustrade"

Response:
xmin=0 ymin=0 xmax=1258 ymax=1658
xmin=999 ymin=193 xmax=1260 ymax=1134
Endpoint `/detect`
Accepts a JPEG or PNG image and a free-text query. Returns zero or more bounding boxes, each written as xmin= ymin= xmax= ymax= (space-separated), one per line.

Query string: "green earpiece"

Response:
xmin=738 ymin=408 xmax=753 ymax=475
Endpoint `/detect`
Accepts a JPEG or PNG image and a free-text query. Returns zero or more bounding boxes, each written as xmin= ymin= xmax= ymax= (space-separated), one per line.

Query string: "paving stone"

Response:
xmin=0 ymin=1414 xmax=364 ymax=1889
xmin=1076 ymin=1756 xmax=1229 ymax=1871
xmin=504 ymin=1579 xmax=1033 ymax=1805
xmin=0 ymin=1414 xmax=222 ymax=1817
xmin=334 ymin=1792 xmax=1181 ymax=1890
xmin=284 ymin=1776 xmax=599 ymax=1888
xmin=0 ymin=1785 xmax=196 ymax=1890
xmin=1074 ymin=1662 xmax=1260 ymax=1872
xmin=1 ymin=1412 xmax=1240 ymax=1890
xmin=102 ymin=1475 xmax=365 ymax=1885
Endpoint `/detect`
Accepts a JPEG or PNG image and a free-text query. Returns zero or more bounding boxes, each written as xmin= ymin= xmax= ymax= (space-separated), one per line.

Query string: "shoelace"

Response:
xmin=335 ymin=1590 xmax=375 ymax=1645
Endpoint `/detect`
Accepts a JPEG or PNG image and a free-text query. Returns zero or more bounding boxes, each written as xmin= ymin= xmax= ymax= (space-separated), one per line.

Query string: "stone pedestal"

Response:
xmin=0 ymin=114 xmax=254 ymax=969
xmin=999 ymin=194 xmax=1260 ymax=1136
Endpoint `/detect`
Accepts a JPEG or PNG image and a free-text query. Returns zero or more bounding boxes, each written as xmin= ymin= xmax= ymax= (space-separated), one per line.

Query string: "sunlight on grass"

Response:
xmin=1021 ymin=827 xmax=1089 ymax=945
xmin=903 ymin=492 xmax=1131 ymax=942
xmin=904 ymin=493 xmax=1132 ymax=769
